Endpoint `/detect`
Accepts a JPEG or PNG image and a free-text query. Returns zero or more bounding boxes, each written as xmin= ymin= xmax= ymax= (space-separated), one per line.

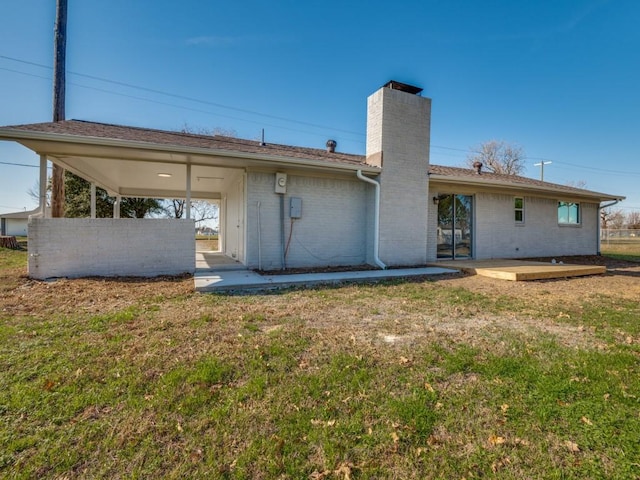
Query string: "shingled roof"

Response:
xmin=0 ymin=119 xmax=622 ymax=201
xmin=428 ymin=164 xmax=620 ymax=200
xmin=3 ymin=119 xmax=369 ymax=168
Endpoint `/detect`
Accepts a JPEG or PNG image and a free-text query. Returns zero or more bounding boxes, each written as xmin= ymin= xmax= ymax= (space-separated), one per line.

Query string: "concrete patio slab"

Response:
xmin=194 ymin=266 xmax=458 ymax=292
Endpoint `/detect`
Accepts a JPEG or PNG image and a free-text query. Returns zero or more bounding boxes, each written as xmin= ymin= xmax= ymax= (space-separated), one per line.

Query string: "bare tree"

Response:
xmin=191 ymin=200 xmax=219 ymax=226
xmin=180 ymin=124 xmax=237 ymax=137
xmin=27 ymin=180 xmax=50 ymax=207
xmin=626 ymin=211 xmax=640 ymax=229
xmin=565 ymin=180 xmax=588 ymax=189
xmin=467 ymin=140 xmax=525 ymax=175
xmin=601 ymin=208 xmax=626 ymax=230
xmin=163 ymin=199 xmax=218 ymax=226
xmin=165 ymin=199 xmax=186 ymax=218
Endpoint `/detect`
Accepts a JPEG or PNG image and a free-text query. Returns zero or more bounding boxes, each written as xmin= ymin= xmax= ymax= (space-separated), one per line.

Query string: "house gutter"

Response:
xmin=597 ymin=199 xmax=622 ymax=255
xmin=356 ymin=170 xmax=386 ymax=270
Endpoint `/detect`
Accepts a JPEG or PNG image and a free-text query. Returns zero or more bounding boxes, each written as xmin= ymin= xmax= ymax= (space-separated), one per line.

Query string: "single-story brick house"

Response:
xmin=0 ymin=81 xmax=624 ymax=279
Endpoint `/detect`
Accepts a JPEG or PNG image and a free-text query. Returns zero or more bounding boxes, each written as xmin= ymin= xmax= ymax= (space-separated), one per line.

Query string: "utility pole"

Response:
xmin=534 ymin=161 xmax=552 ymax=182
xmin=51 ymin=0 xmax=67 ymax=217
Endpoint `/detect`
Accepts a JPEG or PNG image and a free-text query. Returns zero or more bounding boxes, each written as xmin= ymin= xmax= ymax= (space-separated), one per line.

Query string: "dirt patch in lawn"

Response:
xmin=2 ymin=255 xmax=638 ymax=352
xmin=2 ymin=255 xmax=638 ymax=314
xmin=2 ymin=274 xmax=193 ymax=318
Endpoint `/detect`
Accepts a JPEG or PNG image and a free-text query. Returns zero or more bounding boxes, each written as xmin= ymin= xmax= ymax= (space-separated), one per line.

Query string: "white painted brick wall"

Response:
xmin=429 ymin=190 xmax=600 ymax=259
xmin=367 ymin=86 xmax=431 ymax=266
xmin=474 ymin=194 xmax=599 ymax=258
xmin=28 ymin=218 xmax=195 ymax=279
xmin=245 ymin=171 xmax=370 ymax=270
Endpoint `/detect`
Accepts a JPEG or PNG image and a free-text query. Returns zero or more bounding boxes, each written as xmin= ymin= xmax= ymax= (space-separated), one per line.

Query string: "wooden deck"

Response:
xmin=433 ymin=259 xmax=606 ymax=281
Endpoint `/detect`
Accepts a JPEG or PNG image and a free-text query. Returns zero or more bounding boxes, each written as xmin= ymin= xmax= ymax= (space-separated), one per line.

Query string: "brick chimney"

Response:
xmin=365 ymin=80 xmax=431 ymax=266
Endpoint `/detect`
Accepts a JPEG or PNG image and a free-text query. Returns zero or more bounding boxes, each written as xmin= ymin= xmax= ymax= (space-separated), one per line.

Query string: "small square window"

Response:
xmin=558 ymin=201 xmax=580 ymax=224
xmin=514 ymin=197 xmax=524 ymax=223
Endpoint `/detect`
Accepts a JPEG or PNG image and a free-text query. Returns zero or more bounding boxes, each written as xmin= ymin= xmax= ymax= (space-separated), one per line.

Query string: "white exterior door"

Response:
xmin=224 ymin=175 xmax=245 ymax=263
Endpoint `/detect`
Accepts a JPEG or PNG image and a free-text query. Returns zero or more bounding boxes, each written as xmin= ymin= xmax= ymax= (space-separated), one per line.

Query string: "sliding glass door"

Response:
xmin=436 ymin=194 xmax=473 ymax=259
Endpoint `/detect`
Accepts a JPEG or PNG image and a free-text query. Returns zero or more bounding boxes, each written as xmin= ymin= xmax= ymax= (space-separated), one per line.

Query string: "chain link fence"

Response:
xmin=601 ymin=230 xmax=640 ymax=255
xmin=601 ymin=229 xmax=640 ymax=242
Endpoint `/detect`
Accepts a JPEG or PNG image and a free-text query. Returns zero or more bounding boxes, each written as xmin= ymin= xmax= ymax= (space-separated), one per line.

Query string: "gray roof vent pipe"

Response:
xmin=326 ymin=139 xmax=337 ymax=153
xmin=473 ymin=161 xmax=483 ymax=174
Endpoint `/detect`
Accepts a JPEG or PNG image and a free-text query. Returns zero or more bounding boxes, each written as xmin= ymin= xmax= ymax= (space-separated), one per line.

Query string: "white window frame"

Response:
xmin=514 ymin=197 xmax=525 ymax=224
xmin=558 ymin=201 xmax=581 ymax=225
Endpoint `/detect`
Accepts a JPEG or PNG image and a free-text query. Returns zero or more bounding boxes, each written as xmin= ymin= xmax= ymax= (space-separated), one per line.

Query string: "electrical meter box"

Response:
xmin=275 ymin=172 xmax=287 ymax=194
xmin=290 ymin=197 xmax=302 ymax=218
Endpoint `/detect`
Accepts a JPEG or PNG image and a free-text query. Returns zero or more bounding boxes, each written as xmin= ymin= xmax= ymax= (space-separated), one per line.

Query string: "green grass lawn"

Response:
xmin=601 ymin=240 xmax=640 ymax=262
xmin=1 ymin=247 xmax=639 ymax=478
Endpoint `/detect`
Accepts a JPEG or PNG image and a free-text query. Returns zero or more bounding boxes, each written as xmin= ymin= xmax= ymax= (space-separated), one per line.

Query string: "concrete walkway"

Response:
xmin=195 ymin=266 xmax=458 ymax=292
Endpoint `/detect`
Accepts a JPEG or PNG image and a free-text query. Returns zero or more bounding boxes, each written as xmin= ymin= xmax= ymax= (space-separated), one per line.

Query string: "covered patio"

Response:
xmin=0 ymin=121 xmax=258 ymax=278
xmin=0 ymin=120 xmax=379 ymax=280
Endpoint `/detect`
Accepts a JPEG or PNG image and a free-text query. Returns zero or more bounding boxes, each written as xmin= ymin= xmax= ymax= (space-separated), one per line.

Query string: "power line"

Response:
xmin=0 ymin=204 xmax=27 ymax=209
xmin=0 ymin=63 xmax=367 ymax=143
xmin=550 ymin=159 xmax=640 ymax=176
xmin=3 ymin=54 xmax=640 ymax=177
xmin=67 ymin=80 xmax=364 ymax=141
xmin=0 ymin=54 xmax=364 ymax=137
xmin=0 ymin=161 xmax=40 ymax=168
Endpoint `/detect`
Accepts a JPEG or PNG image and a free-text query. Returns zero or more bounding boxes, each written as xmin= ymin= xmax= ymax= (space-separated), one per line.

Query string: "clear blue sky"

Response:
xmin=1 ymin=0 xmax=639 ymax=214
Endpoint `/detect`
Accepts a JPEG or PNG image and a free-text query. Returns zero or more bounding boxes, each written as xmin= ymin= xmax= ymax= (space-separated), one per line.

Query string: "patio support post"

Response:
xmin=113 ymin=195 xmax=121 ymax=219
xmin=90 ymin=183 xmax=96 ymax=218
xmin=39 ymin=154 xmax=48 ymax=217
xmin=185 ymin=162 xmax=192 ymax=219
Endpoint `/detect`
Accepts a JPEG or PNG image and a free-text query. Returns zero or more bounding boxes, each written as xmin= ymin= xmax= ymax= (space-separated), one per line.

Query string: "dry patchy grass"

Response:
xmin=1 ymin=249 xmax=640 ymax=478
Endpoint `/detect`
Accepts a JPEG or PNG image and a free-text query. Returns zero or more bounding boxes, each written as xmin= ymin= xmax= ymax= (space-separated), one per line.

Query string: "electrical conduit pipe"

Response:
xmin=356 ymin=170 xmax=386 ymax=269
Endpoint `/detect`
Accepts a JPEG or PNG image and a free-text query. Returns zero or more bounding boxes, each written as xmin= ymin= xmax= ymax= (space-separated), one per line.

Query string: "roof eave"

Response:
xmin=429 ymin=174 xmax=624 ymax=202
xmin=0 ymin=127 xmax=380 ymax=175
xmin=0 ymin=207 xmax=41 ymax=218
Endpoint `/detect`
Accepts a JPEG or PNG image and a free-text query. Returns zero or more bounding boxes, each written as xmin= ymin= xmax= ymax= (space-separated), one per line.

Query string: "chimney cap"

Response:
xmin=383 ymin=80 xmax=423 ymax=95
xmin=326 ymin=139 xmax=337 ymax=153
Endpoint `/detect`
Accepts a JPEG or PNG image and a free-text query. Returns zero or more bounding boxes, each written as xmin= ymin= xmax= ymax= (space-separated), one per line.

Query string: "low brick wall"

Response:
xmin=27 ymin=218 xmax=195 ymax=279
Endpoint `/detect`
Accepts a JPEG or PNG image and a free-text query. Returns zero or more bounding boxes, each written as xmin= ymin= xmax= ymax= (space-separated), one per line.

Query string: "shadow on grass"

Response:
xmin=218 ymin=271 xmax=468 ymax=297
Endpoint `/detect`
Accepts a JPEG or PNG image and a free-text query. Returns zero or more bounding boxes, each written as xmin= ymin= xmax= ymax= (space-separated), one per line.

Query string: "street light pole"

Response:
xmin=534 ymin=161 xmax=552 ymax=182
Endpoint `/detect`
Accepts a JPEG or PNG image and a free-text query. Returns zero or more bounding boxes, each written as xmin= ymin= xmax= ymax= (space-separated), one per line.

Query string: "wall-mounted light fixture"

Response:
xmin=432 ymin=196 xmax=440 ymax=205
xmin=157 ymin=173 xmax=172 ymax=178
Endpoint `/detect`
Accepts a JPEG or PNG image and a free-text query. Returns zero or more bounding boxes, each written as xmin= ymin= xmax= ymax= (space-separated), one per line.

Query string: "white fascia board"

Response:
xmin=429 ymin=174 xmax=624 ymax=202
xmin=0 ymin=207 xmax=41 ymax=218
xmin=0 ymin=128 xmax=380 ymax=175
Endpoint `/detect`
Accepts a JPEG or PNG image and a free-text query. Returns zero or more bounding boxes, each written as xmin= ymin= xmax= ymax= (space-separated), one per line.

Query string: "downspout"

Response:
xmin=597 ymin=199 xmax=621 ymax=255
xmin=257 ymin=201 xmax=262 ymax=271
xmin=279 ymin=194 xmax=286 ymax=270
xmin=357 ymin=170 xmax=386 ymax=269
